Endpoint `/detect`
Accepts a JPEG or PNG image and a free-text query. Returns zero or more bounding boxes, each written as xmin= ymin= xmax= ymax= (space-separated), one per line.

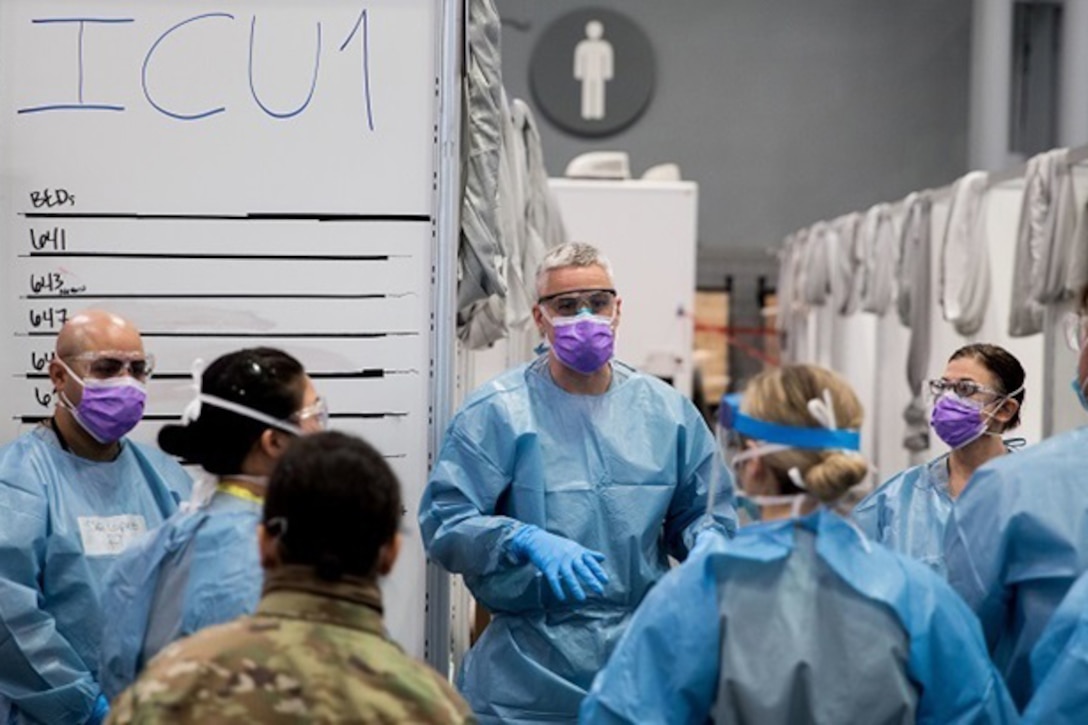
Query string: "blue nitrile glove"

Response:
xmin=86 ymin=694 xmax=110 ymax=725
xmin=509 ymin=525 xmax=609 ymax=602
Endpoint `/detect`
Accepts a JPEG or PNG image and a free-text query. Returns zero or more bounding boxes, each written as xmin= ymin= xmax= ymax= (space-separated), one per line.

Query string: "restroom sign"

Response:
xmin=529 ymin=8 xmax=655 ymax=138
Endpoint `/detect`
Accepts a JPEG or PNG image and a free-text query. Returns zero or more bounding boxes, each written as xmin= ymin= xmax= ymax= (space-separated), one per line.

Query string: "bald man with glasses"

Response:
xmin=0 ymin=309 xmax=191 ymax=725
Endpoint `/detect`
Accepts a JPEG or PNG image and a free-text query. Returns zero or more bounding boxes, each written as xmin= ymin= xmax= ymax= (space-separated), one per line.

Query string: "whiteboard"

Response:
xmin=0 ymin=0 xmax=459 ymax=660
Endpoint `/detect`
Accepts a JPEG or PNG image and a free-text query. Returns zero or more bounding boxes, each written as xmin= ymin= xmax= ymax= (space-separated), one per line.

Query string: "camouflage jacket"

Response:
xmin=107 ymin=566 xmax=473 ymax=724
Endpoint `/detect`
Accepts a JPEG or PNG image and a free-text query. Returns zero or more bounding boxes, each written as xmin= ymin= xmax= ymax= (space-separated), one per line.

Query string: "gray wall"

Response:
xmin=496 ymin=0 xmax=972 ymax=286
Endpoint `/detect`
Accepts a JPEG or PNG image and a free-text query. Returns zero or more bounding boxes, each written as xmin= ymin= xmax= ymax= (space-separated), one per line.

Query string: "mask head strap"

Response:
xmin=182 ymin=358 xmax=303 ymax=436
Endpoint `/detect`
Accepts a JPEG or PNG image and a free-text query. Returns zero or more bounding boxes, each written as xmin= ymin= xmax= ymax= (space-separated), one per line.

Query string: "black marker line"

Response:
xmin=16 ymin=414 xmax=182 ymax=424
xmin=23 ymin=293 xmax=391 ymax=300
xmin=23 ymin=331 xmax=419 ymax=339
xmin=176 ymin=452 xmax=410 ymax=465
xmin=23 ymin=252 xmax=392 ymax=261
xmin=19 ymin=369 xmax=413 ymax=382
xmin=21 ymin=212 xmax=431 ymax=222
xmin=17 ymin=411 xmax=409 ymax=424
xmin=313 ymin=370 xmax=388 ymax=379
xmin=22 ymin=369 xmax=390 ymax=381
xmin=330 ymin=412 xmax=411 ymax=419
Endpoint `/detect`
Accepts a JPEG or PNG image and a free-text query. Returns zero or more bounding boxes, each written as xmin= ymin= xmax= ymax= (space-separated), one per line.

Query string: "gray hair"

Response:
xmin=535 ymin=242 xmax=615 ymax=297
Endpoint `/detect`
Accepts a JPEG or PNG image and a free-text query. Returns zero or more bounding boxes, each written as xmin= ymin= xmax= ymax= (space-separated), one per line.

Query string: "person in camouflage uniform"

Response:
xmin=108 ymin=431 xmax=473 ymax=724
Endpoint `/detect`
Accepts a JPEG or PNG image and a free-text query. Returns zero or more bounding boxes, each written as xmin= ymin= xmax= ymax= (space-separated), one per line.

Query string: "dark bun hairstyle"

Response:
xmin=159 ymin=347 xmax=305 ymax=474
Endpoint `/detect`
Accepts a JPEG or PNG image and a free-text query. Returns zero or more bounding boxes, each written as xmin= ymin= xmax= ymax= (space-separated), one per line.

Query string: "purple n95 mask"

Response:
xmin=546 ymin=311 xmax=615 ymax=375
xmin=930 ymin=384 xmax=1025 ymax=450
xmin=57 ymin=360 xmax=146 ymax=444
xmin=930 ymin=395 xmax=988 ymax=449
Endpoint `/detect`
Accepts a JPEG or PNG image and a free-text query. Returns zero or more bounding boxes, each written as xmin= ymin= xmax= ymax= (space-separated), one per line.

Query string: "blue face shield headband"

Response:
xmin=715 ymin=391 xmax=868 ymax=538
xmin=718 ymin=393 xmax=862 ymax=452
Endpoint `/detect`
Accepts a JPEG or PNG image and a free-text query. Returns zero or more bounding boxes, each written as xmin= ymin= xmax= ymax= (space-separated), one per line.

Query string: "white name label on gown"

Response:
xmin=77 ymin=515 xmax=148 ymax=557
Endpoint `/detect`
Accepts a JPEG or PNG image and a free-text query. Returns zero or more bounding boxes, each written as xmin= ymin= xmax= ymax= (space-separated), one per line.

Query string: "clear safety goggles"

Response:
xmin=1063 ymin=311 xmax=1088 ymax=352
xmin=293 ymin=397 xmax=330 ymax=430
xmin=926 ymin=377 xmax=1005 ymax=401
xmin=64 ymin=350 xmax=155 ymax=380
xmin=537 ymin=288 xmax=617 ymax=318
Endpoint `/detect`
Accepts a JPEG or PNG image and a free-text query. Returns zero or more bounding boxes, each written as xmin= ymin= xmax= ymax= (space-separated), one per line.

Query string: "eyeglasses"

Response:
xmin=538 ymin=288 xmax=617 ymax=318
xmin=927 ymin=378 xmax=1003 ymax=400
xmin=1063 ymin=311 xmax=1088 ymax=352
xmin=65 ymin=351 xmax=155 ymax=380
xmin=293 ymin=397 xmax=329 ymax=430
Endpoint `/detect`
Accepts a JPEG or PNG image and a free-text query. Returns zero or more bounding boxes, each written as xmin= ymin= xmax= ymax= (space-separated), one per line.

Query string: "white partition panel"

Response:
xmin=0 ymin=0 xmax=460 ymax=660
xmin=833 ymin=311 xmax=879 ymax=474
xmin=870 ymin=309 xmax=913 ymax=481
xmin=813 ymin=304 xmax=836 ymax=370
xmin=792 ymin=151 xmax=1088 ymax=484
xmin=972 ymin=184 xmax=1045 ymax=444
xmin=1046 ymin=165 xmax=1088 ymax=436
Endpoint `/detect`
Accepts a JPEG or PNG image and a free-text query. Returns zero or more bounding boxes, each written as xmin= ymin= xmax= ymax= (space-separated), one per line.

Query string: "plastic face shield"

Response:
xmin=716 ymin=392 xmax=869 ymax=543
xmin=717 ymin=393 xmax=747 ymax=471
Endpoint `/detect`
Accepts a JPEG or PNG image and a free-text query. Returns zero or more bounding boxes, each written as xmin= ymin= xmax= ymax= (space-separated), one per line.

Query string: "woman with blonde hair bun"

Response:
xmin=731 ymin=364 xmax=870 ymax=521
xmin=581 ymin=364 xmax=1017 ymax=725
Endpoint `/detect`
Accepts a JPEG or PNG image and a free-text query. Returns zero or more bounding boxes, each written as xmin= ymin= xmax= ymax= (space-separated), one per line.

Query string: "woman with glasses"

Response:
xmin=853 ymin=343 xmax=1025 ymax=576
xmin=581 ymin=364 xmax=1016 ymax=724
xmin=98 ymin=347 xmax=327 ymax=701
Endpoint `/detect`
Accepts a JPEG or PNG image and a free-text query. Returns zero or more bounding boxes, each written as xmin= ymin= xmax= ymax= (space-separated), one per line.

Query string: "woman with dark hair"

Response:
xmin=110 ymin=432 xmax=471 ymax=724
xmin=853 ymin=343 xmax=1025 ymax=575
xmin=97 ymin=347 xmax=326 ymax=700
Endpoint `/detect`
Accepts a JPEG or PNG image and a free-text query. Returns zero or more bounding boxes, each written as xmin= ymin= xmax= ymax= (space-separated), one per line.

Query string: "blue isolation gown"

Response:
xmin=853 ymin=454 xmax=953 ymax=575
xmin=945 ymin=426 xmax=1088 ymax=710
xmin=581 ymin=510 xmax=1017 ymax=725
xmin=0 ymin=426 xmax=191 ymax=724
xmin=1022 ymin=569 xmax=1088 ymax=724
xmin=98 ymin=487 xmax=263 ymax=700
xmin=419 ymin=357 xmax=736 ymax=723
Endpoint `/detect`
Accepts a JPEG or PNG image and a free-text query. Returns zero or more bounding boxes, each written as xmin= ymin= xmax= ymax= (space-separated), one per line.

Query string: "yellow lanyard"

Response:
xmin=217 ymin=482 xmax=265 ymax=505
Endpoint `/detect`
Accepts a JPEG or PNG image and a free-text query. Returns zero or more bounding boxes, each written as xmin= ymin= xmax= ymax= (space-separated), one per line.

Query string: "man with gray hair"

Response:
xmin=420 ymin=241 xmax=736 ymax=723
